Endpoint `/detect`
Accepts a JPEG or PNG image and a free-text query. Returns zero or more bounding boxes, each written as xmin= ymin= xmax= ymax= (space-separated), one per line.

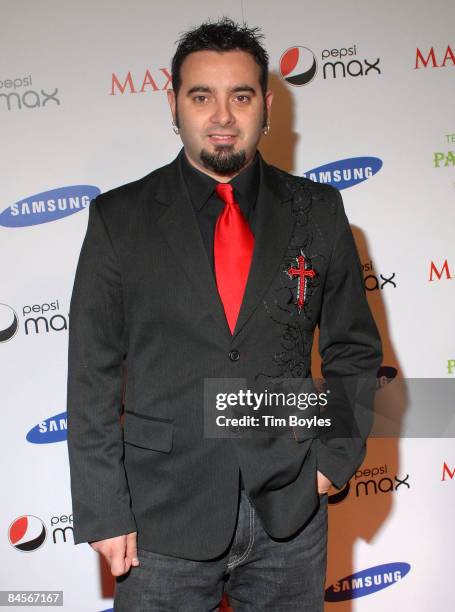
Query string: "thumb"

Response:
xmin=110 ymin=547 xmax=129 ymax=577
xmin=126 ymin=531 xmax=139 ymax=567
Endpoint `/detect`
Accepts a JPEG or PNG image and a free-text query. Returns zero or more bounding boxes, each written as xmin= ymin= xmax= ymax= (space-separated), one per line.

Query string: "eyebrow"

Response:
xmin=231 ymin=85 xmax=256 ymax=95
xmin=186 ymin=85 xmax=257 ymax=96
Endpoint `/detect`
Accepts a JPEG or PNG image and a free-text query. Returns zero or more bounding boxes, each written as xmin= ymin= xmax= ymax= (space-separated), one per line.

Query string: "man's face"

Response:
xmin=167 ymin=49 xmax=273 ymax=180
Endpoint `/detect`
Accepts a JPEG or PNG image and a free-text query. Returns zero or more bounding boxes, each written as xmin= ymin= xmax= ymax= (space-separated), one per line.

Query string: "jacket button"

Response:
xmin=229 ymin=349 xmax=240 ymax=362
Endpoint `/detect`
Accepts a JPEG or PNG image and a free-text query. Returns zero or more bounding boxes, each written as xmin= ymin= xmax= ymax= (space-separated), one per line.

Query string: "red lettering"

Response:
xmin=441 ymin=45 xmax=455 ymax=67
xmin=442 ymin=462 xmax=455 ymax=481
xmin=110 ymin=72 xmax=136 ymax=95
xmin=140 ymin=70 xmax=159 ymax=92
xmin=160 ymin=68 xmax=172 ymax=90
xmin=429 ymin=260 xmax=452 ymax=281
xmin=110 ymin=68 xmax=173 ymax=95
xmin=415 ymin=47 xmax=438 ymax=69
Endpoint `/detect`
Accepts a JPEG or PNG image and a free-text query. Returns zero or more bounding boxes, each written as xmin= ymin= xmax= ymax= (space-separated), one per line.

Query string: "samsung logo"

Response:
xmin=1 ymin=185 xmax=100 ymax=227
xmin=304 ymin=157 xmax=382 ymax=190
xmin=26 ymin=411 xmax=67 ymax=444
xmin=325 ymin=562 xmax=411 ymax=601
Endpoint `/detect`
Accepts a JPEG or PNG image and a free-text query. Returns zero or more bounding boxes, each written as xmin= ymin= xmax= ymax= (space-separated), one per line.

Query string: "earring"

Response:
xmin=172 ymin=121 xmax=180 ymax=135
xmin=263 ymin=122 xmax=271 ymax=135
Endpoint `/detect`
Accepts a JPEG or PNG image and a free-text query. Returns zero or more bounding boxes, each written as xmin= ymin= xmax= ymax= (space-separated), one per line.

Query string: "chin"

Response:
xmin=212 ymin=144 xmax=235 ymax=154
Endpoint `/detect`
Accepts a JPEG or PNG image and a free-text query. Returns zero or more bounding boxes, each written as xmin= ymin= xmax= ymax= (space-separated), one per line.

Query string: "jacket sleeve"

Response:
xmin=316 ymin=188 xmax=383 ymax=489
xmin=66 ymin=196 xmax=137 ymax=544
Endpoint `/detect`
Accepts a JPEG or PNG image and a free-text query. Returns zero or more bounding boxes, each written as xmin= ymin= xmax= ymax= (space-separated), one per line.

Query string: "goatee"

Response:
xmin=200 ymin=146 xmax=247 ymax=175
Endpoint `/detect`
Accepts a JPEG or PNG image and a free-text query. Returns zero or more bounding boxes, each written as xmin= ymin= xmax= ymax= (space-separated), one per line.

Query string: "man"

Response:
xmin=67 ymin=17 xmax=382 ymax=611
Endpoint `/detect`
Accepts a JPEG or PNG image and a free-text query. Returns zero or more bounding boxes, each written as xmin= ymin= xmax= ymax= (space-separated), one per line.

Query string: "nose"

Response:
xmin=210 ymin=98 xmax=235 ymax=127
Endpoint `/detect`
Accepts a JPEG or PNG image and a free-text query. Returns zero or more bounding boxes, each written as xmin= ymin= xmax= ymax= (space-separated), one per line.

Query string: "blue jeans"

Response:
xmin=114 ymin=490 xmax=328 ymax=611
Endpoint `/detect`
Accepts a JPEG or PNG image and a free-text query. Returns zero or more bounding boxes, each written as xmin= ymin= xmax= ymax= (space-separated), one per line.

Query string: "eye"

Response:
xmin=193 ymin=95 xmax=209 ymax=103
xmin=234 ymin=94 xmax=251 ymax=103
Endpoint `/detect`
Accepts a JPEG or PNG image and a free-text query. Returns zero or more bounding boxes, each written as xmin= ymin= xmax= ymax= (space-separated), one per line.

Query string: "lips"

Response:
xmin=207 ymin=134 xmax=238 ymax=144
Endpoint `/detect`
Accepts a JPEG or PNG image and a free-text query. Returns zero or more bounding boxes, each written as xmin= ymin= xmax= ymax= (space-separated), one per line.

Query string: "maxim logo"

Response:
xmin=1 ymin=186 xmax=99 ymax=227
xmin=110 ymin=68 xmax=172 ymax=95
xmin=428 ymin=260 xmax=453 ymax=281
xmin=442 ymin=462 xmax=455 ymax=481
xmin=325 ymin=563 xmax=411 ymax=601
xmin=415 ymin=45 xmax=455 ymax=69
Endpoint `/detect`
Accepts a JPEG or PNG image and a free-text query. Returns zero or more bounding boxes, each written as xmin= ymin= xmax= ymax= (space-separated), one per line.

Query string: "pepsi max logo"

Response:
xmin=280 ymin=46 xmax=317 ymax=86
xmin=325 ymin=562 xmax=411 ymax=601
xmin=9 ymin=515 xmax=47 ymax=552
xmin=26 ymin=411 xmax=67 ymax=444
xmin=304 ymin=157 xmax=382 ymax=190
xmin=1 ymin=185 xmax=100 ymax=227
xmin=0 ymin=303 xmax=18 ymax=343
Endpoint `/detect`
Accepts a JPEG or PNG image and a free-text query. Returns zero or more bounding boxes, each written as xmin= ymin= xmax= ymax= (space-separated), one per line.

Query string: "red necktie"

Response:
xmin=214 ymin=183 xmax=255 ymax=334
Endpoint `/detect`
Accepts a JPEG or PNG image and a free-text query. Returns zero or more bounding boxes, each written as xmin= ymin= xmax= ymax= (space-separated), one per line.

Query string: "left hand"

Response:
xmin=317 ymin=470 xmax=332 ymax=494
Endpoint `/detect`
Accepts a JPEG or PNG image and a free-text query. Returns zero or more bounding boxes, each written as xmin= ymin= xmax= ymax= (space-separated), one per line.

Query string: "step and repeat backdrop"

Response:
xmin=2 ymin=0 xmax=454 ymax=610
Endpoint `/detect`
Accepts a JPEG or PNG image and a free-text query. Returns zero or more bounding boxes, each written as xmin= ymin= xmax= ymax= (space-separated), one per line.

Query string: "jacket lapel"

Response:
xmin=232 ymin=156 xmax=295 ymax=339
xmin=154 ymin=153 xmax=232 ymax=340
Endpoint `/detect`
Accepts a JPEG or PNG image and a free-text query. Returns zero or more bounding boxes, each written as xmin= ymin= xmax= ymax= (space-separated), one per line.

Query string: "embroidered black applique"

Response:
xmin=256 ymin=173 xmax=325 ymax=384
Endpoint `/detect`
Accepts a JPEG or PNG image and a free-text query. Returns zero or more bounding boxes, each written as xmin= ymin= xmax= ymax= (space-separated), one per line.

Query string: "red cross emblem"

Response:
xmin=286 ymin=254 xmax=316 ymax=313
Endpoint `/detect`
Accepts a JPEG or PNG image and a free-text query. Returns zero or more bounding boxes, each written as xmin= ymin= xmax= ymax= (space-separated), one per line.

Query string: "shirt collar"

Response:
xmin=180 ymin=148 xmax=260 ymax=212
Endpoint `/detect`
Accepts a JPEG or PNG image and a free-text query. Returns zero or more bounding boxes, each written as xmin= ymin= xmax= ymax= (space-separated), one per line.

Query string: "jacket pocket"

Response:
xmin=123 ymin=411 xmax=173 ymax=453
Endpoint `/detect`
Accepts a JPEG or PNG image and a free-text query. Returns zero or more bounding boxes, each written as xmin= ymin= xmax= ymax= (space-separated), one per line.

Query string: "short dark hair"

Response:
xmin=171 ymin=17 xmax=269 ymax=97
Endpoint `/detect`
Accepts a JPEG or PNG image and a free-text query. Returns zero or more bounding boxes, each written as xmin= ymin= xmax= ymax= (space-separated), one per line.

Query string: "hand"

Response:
xmin=89 ymin=531 xmax=139 ymax=576
xmin=317 ymin=470 xmax=332 ymax=495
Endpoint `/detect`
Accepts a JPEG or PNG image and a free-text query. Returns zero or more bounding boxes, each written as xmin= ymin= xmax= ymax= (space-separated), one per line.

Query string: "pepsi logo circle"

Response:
xmin=9 ymin=515 xmax=47 ymax=552
xmin=0 ymin=303 xmax=18 ymax=343
xmin=280 ymin=46 xmax=317 ymax=86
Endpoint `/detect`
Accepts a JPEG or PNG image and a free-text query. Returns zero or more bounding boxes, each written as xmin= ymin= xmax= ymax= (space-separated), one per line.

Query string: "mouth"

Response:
xmin=207 ymin=134 xmax=238 ymax=145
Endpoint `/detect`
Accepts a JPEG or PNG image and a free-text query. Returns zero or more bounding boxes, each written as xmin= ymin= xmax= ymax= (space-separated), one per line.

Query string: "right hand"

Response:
xmin=89 ymin=531 xmax=140 ymax=576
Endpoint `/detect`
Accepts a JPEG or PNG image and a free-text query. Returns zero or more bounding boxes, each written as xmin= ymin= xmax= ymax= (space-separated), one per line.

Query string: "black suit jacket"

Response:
xmin=66 ymin=151 xmax=382 ymax=559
